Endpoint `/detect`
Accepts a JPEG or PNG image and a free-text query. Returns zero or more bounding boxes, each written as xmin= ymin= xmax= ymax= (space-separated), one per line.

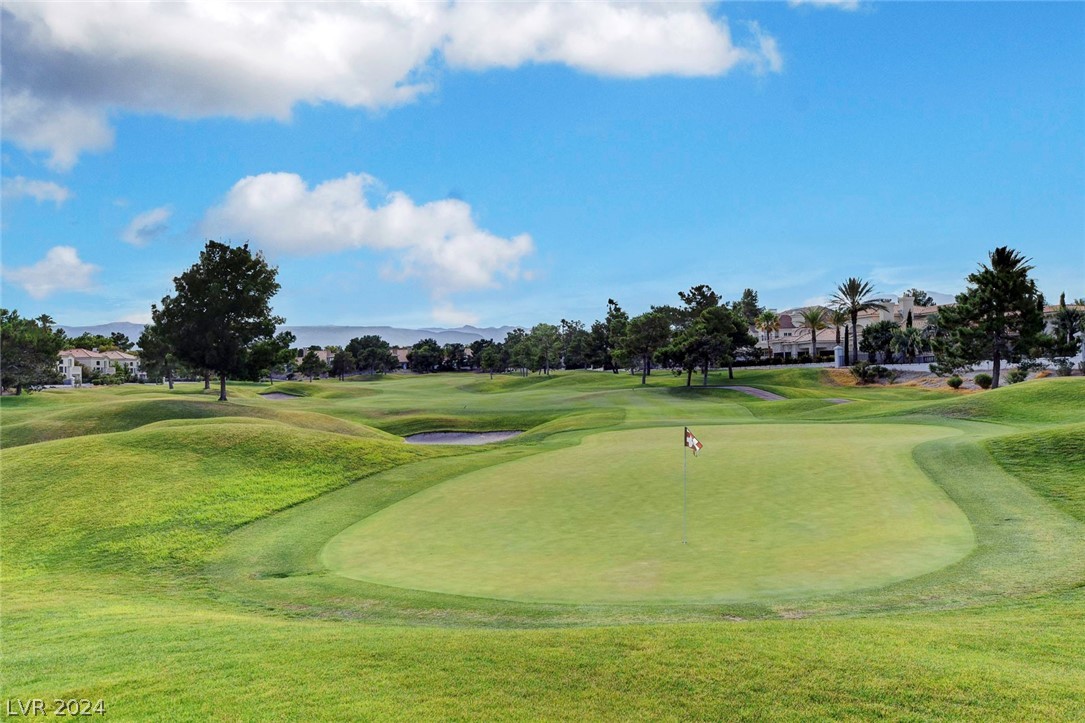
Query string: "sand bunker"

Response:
xmin=404 ymin=431 xmax=522 ymax=445
xmin=261 ymin=392 xmax=302 ymax=400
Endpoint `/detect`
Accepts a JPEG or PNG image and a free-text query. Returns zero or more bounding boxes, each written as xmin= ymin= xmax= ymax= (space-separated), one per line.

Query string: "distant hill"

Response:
xmin=59 ymin=322 xmax=515 ymax=349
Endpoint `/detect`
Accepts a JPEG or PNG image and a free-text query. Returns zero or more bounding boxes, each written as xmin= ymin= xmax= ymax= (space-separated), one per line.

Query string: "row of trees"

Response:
xmin=3 ymin=242 xmax=1080 ymax=397
xmin=398 ymin=286 xmax=761 ymax=386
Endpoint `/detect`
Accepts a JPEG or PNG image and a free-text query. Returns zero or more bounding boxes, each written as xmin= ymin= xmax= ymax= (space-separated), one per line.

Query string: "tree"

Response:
xmin=528 ymin=323 xmax=560 ymax=375
xmin=677 ymin=284 xmax=721 ymax=321
xmin=407 ymin=338 xmax=442 ymax=373
xmin=298 ymin=350 xmax=327 ymax=381
xmin=830 ymin=278 xmax=888 ymax=364
xmin=0 ymin=309 xmax=66 ymax=394
xmin=153 ymin=241 xmax=283 ymax=401
xmin=246 ymin=331 xmax=297 ymax=383
xmin=137 ymin=322 xmax=180 ymax=389
xmin=347 ymin=335 xmax=397 ymax=374
xmin=904 ymin=288 xmax=935 ymax=306
xmin=603 ymin=299 xmax=629 ymax=373
xmin=798 ymin=306 xmax=830 ymax=360
xmin=480 ymin=344 xmax=504 ymax=379
xmin=68 ymin=332 xmax=119 ymax=351
xmin=1047 ymin=292 xmax=1084 ymax=359
xmin=441 ymin=343 xmax=466 ymax=371
xmin=755 ymin=310 xmax=780 ymax=359
xmin=890 ymin=326 xmax=924 ymax=363
xmin=732 ymin=288 xmax=764 ymax=329
xmin=860 ymin=320 xmax=898 ymax=363
xmin=559 ymin=319 xmax=590 ymax=370
xmin=330 ymin=349 xmax=354 ymax=381
xmin=503 ymin=328 xmax=532 ymax=376
xmin=932 ymin=247 xmax=1045 ymax=388
xmin=622 ymin=311 xmax=671 ymax=384
xmin=827 ymin=307 xmax=850 ymax=360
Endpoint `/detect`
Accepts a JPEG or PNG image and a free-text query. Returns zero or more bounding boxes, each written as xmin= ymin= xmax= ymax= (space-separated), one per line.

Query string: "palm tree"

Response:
xmin=830 ymin=278 xmax=888 ymax=363
xmin=755 ymin=310 xmax=780 ymax=360
xmin=798 ymin=306 xmax=830 ymax=360
xmin=828 ymin=307 xmax=849 ymax=346
xmin=890 ymin=326 xmax=923 ymax=363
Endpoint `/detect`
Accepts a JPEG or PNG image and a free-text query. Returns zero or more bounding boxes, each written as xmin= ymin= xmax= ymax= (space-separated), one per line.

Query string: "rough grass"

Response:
xmin=986 ymin=422 xmax=1085 ymax=522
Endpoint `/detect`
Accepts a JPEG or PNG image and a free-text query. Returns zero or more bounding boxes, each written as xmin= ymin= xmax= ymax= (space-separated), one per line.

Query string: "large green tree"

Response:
xmin=152 ymin=241 xmax=283 ymax=401
xmin=0 ymin=310 xmax=66 ymax=394
xmin=732 ymin=288 xmax=764 ymax=329
xmin=830 ymin=278 xmax=888 ymax=363
xmin=246 ymin=331 xmax=297 ymax=384
xmin=347 ymin=335 xmax=398 ymax=374
xmin=932 ymin=247 xmax=1045 ymax=388
xmin=137 ymin=323 xmax=182 ymax=389
xmin=859 ymin=320 xmax=899 ymax=363
xmin=407 ymin=338 xmax=442 ymax=373
xmin=622 ymin=311 xmax=671 ymax=385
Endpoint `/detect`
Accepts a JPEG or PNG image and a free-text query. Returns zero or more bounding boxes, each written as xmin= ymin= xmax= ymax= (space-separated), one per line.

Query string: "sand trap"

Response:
xmin=261 ymin=392 xmax=302 ymax=400
xmin=404 ymin=431 xmax=522 ymax=445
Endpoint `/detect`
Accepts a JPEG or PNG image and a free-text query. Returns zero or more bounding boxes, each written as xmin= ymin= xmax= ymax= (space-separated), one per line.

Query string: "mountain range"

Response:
xmin=59 ymin=323 xmax=516 ymax=349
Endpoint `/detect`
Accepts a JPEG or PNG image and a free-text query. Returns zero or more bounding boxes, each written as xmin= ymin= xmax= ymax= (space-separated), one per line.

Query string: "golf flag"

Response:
xmin=685 ymin=427 xmax=703 ymax=456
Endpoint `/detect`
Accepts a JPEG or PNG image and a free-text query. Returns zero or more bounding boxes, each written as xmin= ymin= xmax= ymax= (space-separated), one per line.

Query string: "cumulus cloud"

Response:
xmin=122 ymin=206 xmax=172 ymax=246
xmin=201 ymin=172 xmax=534 ymax=299
xmin=1 ymin=176 xmax=72 ymax=205
xmin=2 ymin=1 xmax=781 ymax=168
xmin=2 ymin=246 xmax=99 ymax=299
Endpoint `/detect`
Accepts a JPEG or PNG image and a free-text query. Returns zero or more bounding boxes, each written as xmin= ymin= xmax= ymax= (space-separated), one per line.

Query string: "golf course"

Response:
xmin=3 ymin=370 xmax=1084 ymax=719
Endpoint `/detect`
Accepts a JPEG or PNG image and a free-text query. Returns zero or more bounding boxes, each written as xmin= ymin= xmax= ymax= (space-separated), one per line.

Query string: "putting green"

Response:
xmin=322 ymin=424 xmax=974 ymax=603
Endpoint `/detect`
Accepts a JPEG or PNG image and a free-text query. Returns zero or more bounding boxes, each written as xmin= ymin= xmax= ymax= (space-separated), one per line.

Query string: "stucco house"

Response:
xmin=58 ymin=348 xmax=142 ymax=384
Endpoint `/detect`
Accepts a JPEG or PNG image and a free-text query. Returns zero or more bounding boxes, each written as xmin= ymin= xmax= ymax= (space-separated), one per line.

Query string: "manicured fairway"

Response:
xmin=324 ymin=424 xmax=972 ymax=603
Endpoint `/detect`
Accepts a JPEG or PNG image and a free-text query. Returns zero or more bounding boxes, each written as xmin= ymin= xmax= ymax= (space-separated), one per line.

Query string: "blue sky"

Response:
xmin=2 ymin=1 xmax=1082 ymax=329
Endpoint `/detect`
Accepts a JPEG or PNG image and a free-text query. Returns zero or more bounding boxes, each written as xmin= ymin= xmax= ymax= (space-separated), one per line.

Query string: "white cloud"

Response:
xmin=2 ymin=2 xmax=781 ymax=168
xmin=201 ymin=172 xmax=534 ymax=297
xmin=122 ymin=206 xmax=172 ymax=246
xmin=2 ymin=246 xmax=99 ymax=299
xmin=1 ymin=175 xmax=72 ymax=205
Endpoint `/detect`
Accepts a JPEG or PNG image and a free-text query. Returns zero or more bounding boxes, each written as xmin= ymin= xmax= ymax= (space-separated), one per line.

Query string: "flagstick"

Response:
xmin=682 ymin=433 xmax=688 ymax=545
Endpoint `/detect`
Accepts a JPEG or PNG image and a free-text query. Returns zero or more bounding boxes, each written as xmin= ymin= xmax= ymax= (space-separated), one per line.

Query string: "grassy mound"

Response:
xmin=986 ymin=422 xmax=1085 ymax=522
xmin=2 ymin=421 xmax=436 ymax=572
xmin=907 ymin=377 xmax=1085 ymax=425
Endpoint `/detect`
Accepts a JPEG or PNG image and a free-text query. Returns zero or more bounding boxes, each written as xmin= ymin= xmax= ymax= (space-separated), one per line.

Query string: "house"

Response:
xmin=58 ymin=348 xmax=142 ymax=384
xmin=391 ymin=346 xmax=410 ymax=370
xmin=755 ymin=295 xmax=941 ymax=360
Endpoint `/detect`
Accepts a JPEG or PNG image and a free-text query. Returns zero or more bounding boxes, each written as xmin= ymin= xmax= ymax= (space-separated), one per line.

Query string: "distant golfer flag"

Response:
xmin=684 ymin=427 xmax=703 ymax=456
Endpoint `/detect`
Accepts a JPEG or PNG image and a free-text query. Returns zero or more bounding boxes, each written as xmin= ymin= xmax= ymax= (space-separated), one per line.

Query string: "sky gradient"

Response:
xmin=2 ymin=1 xmax=1082 ymax=328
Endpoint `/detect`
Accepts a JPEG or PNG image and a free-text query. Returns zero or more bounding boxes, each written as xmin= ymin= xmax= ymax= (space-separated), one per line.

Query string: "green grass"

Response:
xmin=324 ymin=424 xmax=972 ymax=604
xmin=985 ymin=422 xmax=1085 ymax=522
xmin=3 ymin=372 xmax=1084 ymax=719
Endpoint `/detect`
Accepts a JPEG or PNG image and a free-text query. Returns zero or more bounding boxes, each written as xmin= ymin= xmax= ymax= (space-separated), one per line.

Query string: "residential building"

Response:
xmin=755 ymin=295 xmax=940 ymax=360
xmin=58 ymin=348 xmax=141 ymax=384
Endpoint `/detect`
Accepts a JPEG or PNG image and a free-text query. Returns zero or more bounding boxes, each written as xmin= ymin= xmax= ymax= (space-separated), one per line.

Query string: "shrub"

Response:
xmin=1006 ymin=368 xmax=1028 ymax=384
xmin=1017 ymin=359 xmax=1045 ymax=373
xmin=947 ymin=375 xmax=963 ymax=389
xmin=974 ymin=373 xmax=993 ymax=389
xmin=850 ymin=362 xmax=890 ymax=384
xmin=1054 ymin=359 xmax=1073 ymax=377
